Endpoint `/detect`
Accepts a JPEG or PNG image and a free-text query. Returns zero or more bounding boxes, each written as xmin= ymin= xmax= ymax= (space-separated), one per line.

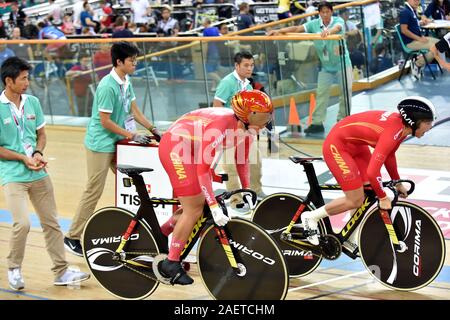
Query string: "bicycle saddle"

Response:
xmin=289 ymin=156 xmax=323 ymax=164
xmin=117 ymin=165 xmax=154 ymax=175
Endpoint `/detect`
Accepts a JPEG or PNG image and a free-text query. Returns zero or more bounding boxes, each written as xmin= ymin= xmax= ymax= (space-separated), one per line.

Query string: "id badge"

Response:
xmin=124 ymin=116 xmax=136 ymax=132
xmin=23 ymin=142 xmax=33 ymax=158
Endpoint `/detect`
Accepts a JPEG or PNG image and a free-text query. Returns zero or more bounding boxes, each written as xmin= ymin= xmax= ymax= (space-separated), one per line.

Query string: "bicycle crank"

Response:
xmin=318 ymin=234 xmax=342 ymax=260
xmin=152 ymin=254 xmax=172 ymax=285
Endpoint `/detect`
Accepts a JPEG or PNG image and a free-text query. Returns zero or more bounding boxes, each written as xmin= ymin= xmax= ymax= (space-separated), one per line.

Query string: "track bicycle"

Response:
xmin=252 ymin=156 xmax=445 ymax=291
xmin=82 ymin=165 xmax=289 ymax=300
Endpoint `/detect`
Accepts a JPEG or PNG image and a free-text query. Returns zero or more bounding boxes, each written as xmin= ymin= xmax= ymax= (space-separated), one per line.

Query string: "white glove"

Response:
xmin=211 ymin=205 xmax=230 ymax=226
xmin=243 ymin=193 xmax=257 ymax=210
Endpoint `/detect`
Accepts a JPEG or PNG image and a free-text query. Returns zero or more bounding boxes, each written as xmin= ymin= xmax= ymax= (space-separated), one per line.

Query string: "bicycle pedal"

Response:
xmin=152 ymin=254 xmax=172 ymax=285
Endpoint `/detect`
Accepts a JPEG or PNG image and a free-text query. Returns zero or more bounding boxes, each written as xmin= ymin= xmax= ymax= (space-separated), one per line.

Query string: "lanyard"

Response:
xmin=119 ymin=84 xmax=130 ymax=113
xmin=9 ymin=103 xmax=25 ymax=141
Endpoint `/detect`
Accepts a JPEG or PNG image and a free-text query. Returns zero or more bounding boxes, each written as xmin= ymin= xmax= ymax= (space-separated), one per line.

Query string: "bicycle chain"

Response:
xmin=119 ymin=251 xmax=160 ymax=282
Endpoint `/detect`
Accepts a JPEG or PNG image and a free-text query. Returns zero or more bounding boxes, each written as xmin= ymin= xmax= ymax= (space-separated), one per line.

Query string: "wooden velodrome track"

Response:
xmin=0 ymin=126 xmax=449 ymax=300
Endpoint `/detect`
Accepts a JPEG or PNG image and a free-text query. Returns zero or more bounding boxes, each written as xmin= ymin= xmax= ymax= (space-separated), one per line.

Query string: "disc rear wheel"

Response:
xmin=82 ymin=207 xmax=160 ymax=299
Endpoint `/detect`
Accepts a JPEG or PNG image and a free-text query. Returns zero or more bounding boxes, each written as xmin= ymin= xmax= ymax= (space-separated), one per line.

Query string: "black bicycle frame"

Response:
xmin=120 ymin=172 xmax=245 ymax=272
xmin=294 ymin=161 xmax=381 ymax=245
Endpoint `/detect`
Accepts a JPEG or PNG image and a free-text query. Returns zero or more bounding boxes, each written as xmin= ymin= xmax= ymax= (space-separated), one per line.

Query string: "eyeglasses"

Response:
xmin=126 ymin=57 xmax=138 ymax=65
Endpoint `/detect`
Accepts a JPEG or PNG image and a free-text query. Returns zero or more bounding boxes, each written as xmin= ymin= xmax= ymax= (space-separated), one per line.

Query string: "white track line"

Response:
xmin=288 ymin=270 xmax=368 ymax=292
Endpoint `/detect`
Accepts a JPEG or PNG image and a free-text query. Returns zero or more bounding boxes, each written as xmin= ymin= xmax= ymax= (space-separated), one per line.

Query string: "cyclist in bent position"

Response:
xmin=301 ymin=96 xmax=437 ymax=246
xmin=157 ymin=90 xmax=273 ymax=285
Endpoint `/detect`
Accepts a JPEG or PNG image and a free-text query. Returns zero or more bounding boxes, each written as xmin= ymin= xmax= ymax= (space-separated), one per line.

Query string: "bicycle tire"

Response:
xmin=82 ymin=207 xmax=160 ymax=300
xmin=359 ymin=201 xmax=445 ymax=291
xmin=251 ymin=193 xmax=324 ymax=278
xmin=197 ymin=218 xmax=289 ymax=300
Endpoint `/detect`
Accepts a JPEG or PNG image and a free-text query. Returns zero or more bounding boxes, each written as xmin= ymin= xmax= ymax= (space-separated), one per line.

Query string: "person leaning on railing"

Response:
xmin=267 ymin=1 xmax=353 ymax=136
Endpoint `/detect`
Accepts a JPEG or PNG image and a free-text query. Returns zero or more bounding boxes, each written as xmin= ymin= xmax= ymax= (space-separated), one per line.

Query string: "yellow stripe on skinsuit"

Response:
xmin=345 ymin=137 xmax=377 ymax=145
xmin=174 ymin=115 xmax=214 ymax=126
xmin=339 ymin=122 xmax=384 ymax=134
xmin=170 ymin=133 xmax=202 ymax=141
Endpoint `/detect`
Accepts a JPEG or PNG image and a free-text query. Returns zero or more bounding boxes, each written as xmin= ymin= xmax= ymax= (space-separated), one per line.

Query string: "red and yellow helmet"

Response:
xmin=231 ymin=90 xmax=273 ymax=125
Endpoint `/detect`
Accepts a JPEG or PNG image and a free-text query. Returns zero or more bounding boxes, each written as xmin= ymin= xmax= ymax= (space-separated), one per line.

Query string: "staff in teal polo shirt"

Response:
xmin=268 ymin=1 xmax=353 ymax=135
xmin=0 ymin=57 xmax=89 ymax=290
xmin=64 ymin=42 xmax=160 ymax=256
xmin=213 ymin=52 xmax=265 ymax=210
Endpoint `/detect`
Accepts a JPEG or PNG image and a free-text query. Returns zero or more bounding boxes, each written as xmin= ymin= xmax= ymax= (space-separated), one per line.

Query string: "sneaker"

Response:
xmin=8 ymin=268 xmax=25 ymax=291
xmin=411 ymin=57 xmax=420 ymax=80
xmin=304 ymin=124 xmax=325 ymax=135
xmin=158 ymin=258 xmax=194 ymax=285
xmin=64 ymin=237 xmax=83 ymax=257
xmin=54 ymin=268 xmax=90 ymax=286
xmin=301 ymin=213 xmax=320 ymax=245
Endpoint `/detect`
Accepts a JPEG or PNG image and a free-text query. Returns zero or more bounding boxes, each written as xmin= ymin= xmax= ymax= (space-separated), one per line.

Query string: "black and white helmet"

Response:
xmin=397 ymin=96 xmax=436 ymax=131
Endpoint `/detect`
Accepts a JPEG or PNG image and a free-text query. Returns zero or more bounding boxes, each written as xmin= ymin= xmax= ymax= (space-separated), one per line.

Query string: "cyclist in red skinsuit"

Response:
xmin=157 ymin=90 xmax=273 ymax=285
xmin=301 ymin=96 xmax=437 ymax=246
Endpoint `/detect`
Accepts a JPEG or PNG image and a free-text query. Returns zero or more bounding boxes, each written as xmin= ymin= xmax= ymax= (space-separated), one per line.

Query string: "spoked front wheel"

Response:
xmin=359 ymin=201 xmax=445 ymax=291
xmin=197 ymin=218 xmax=289 ymax=300
xmin=82 ymin=207 xmax=161 ymax=299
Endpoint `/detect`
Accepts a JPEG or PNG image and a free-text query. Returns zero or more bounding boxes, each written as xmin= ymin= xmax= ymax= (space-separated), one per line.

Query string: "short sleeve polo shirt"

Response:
xmin=214 ymin=71 xmax=252 ymax=108
xmin=0 ymin=92 xmax=47 ymax=185
xmin=399 ymin=4 xmax=422 ymax=45
xmin=84 ymin=68 xmax=136 ymax=153
xmin=304 ymin=16 xmax=352 ymax=72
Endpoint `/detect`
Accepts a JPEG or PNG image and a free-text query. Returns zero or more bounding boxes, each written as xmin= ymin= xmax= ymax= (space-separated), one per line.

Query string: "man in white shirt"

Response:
xmin=72 ymin=0 xmax=85 ymax=33
xmin=47 ymin=0 xmax=62 ymax=25
xmin=130 ymin=0 xmax=151 ymax=26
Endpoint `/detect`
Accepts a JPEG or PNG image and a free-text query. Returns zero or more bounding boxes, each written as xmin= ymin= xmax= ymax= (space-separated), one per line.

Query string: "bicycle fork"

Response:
xmin=379 ymin=209 xmax=403 ymax=252
xmin=214 ymin=226 xmax=246 ymax=276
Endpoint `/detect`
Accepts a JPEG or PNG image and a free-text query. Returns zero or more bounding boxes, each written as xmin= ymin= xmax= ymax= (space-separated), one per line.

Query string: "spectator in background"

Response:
xmin=61 ymin=13 xmax=75 ymax=35
xmin=8 ymin=27 xmax=33 ymax=61
xmin=369 ymin=42 xmax=393 ymax=74
xmin=157 ymin=5 xmax=179 ymax=36
xmin=112 ymin=16 xmax=134 ymax=38
xmin=73 ymin=0 xmax=85 ymax=34
xmin=8 ymin=2 xmax=27 ymax=31
xmin=0 ymin=41 xmax=15 ymax=66
xmin=37 ymin=21 xmax=67 ymax=51
xmin=425 ymin=0 xmax=450 ymax=37
xmin=99 ymin=0 xmax=114 ymax=33
xmin=217 ymin=23 xmax=233 ymax=74
xmin=80 ymin=1 xmax=100 ymax=33
xmin=305 ymin=0 xmax=317 ymax=22
xmin=236 ymin=2 xmax=254 ymax=31
xmin=66 ymin=53 xmax=94 ymax=116
xmin=130 ymin=0 xmax=151 ymax=27
xmin=277 ymin=0 xmax=305 ymax=21
xmin=400 ymin=0 xmax=437 ymax=79
xmin=340 ymin=8 xmax=359 ymax=37
xmin=425 ymin=0 xmax=450 ymax=20
xmin=0 ymin=17 xmax=7 ymax=39
xmin=93 ymin=42 xmax=112 ymax=80
xmin=268 ymin=1 xmax=353 ymax=135
xmin=202 ymin=18 xmax=221 ymax=92
xmin=47 ymin=0 xmax=63 ymax=26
